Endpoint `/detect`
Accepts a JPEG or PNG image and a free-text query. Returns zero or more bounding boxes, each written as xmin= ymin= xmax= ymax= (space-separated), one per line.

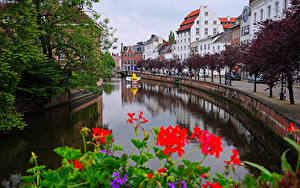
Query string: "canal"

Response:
xmin=0 ymin=78 xmax=286 ymax=187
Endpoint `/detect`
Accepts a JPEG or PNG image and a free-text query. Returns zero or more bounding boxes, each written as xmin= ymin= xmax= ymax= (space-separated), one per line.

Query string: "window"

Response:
xmin=184 ymin=46 xmax=186 ymax=50
xmin=139 ymin=54 xmax=141 ymax=57
xmin=196 ymin=38 xmax=199 ymax=41
xmin=205 ymin=12 xmax=208 ymax=16
xmin=58 ymin=51 xmax=65 ymax=60
xmin=213 ymin=46 xmax=215 ymax=51
xmin=205 ymin=28 xmax=208 ymax=35
xmin=134 ymin=54 xmax=136 ymax=57
xmin=213 ymin=28 xmax=217 ymax=35
xmin=208 ymin=44 xmax=210 ymax=50
xmin=184 ymin=32 xmax=186 ymax=37
xmin=197 ymin=20 xmax=200 ymax=24
xmin=284 ymin=0 xmax=288 ymax=9
xmin=204 ymin=44 xmax=206 ymax=50
xmin=124 ymin=54 xmax=127 ymax=57
xmin=125 ymin=60 xmax=127 ymax=64
xmin=275 ymin=2 xmax=279 ymax=14
xmin=195 ymin=46 xmax=198 ymax=52
xmin=254 ymin=12 xmax=257 ymax=23
xmin=200 ymin=45 xmax=202 ymax=50
xmin=260 ymin=9 xmax=264 ymax=21
xmin=213 ymin=20 xmax=217 ymax=25
xmin=131 ymin=60 xmax=133 ymax=64
xmin=217 ymin=46 xmax=220 ymax=51
xmin=188 ymin=38 xmax=190 ymax=42
xmin=205 ymin=20 xmax=208 ymax=25
xmin=184 ymin=54 xmax=186 ymax=59
xmin=177 ymin=47 xmax=179 ymax=51
xmin=241 ymin=27 xmax=244 ymax=36
xmin=134 ymin=60 xmax=136 ymax=64
xmin=268 ymin=6 xmax=271 ymax=17
xmin=181 ymin=46 xmax=182 ymax=51
xmin=196 ymin=28 xmax=200 ymax=35
xmin=184 ymin=39 xmax=186 ymax=43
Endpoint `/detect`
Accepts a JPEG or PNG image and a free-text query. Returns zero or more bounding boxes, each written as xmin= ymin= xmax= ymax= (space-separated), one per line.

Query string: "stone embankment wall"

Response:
xmin=137 ymin=73 xmax=300 ymax=142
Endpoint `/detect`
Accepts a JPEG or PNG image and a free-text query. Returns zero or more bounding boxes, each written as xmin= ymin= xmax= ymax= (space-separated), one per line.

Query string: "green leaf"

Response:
xmin=113 ymin=144 xmax=124 ymax=152
xmin=284 ymin=137 xmax=300 ymax=153
xmin=152 ymin=127 xmax=159 ymax=136
xmin=244 ymin=161 xmax=272 ymax=176
xmin=243 ymin=174 xmax=257 ymax=187
xmin=54 ymin=147 xmax=82 ymax=160
xmin=41 ymin=168 xmax=70 ymax=188
xmin=182 ymin=159 xmax=191 ymax=166
xmin=21 ymin=175 xmax=36 ymax=183
xmin=26 ymin=165 xmax=46 ymax=173
xmin=153 ymin=147 xmax=167 ymax=160
xmin=131 ymin=139 xmax=144 ymax=149
xmin=103 ymin=158 xmax=120 ymax=169
xmin=281 ymin=149 xmax=294 ymax=174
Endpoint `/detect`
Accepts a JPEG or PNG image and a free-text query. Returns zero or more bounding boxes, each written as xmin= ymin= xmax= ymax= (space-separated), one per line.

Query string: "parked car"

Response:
xmin=225 ymin=71 xmax=241 ymax=81
xmin=247 ymin=75 xmax=264 ymax=83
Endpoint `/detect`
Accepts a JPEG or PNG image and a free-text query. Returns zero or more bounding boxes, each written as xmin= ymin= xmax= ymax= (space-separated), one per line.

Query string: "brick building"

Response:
xmin=120 ymin=43 xmax=144 ymax=71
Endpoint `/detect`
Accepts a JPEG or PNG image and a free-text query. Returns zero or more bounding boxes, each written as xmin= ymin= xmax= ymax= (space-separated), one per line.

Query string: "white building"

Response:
xmin=250 ymin=0 xmax=290 ymax=40
xmin=240 ymin=6 xmax=251 ymax=44
xmin=175 ymin=6 xmax=236 ymax=60
xmin=143 ymin=34 xmax=164 ymax=60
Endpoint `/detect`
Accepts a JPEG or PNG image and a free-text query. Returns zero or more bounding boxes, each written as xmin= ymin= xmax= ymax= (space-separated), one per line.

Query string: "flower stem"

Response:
xmin=82 ymin=134 xmax=87 ymax=153
xmin=67 ymin=182 xmax=89 ymax=188
xmin=145 ymin=138 xmax=155 ymax=154
xmin=175 ymin=147 xmax=201 ymax=165
xmin=160 ymin=159 xmax=163 ymax=168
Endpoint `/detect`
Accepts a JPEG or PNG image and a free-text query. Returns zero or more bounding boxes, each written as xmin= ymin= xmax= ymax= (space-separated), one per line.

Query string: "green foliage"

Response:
xmin=99 ymin=52 xmax=115 ymax=81
xmin=22 ymin=123 xmax=300 ymax=187
xmin=168 ymin=30 xmax=175 ymax=43
xmin=102 ymin=83 xmax=115 ymax=95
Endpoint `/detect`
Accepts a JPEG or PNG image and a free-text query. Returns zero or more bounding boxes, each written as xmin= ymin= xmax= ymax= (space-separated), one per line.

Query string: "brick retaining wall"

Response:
xmin=137 ymin=73 xmax=300 ymax=142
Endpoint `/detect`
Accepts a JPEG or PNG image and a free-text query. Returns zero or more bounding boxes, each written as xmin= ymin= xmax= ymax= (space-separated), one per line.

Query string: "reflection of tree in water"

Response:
xmin=122 ymin=79 xmax=282 ymax=175
xmin=103 ymin=84 xmax=115 ymax=95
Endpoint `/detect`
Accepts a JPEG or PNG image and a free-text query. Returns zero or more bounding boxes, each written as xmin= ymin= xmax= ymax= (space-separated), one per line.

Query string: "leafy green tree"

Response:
xmin=98 ymin=52 xmax=116 ymax=82
xmin=168 ymin=30 xmax=175 ymax=43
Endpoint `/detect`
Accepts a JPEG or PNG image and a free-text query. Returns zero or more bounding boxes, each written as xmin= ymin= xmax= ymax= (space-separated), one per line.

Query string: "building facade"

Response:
xmin=143 ymin=34 xmax=164 ymax=60
xmin=120 ymin=43 xmax=144 ymax=71
xmin=175 ymin=6 xmax=236 ymax=60
xmin=112 ymin=53 xmax=120 ymax=70
xmin=249 ymin=0 xmax=290 ymax=40
xmin=240 ymin=6 xmax=251 ymax=44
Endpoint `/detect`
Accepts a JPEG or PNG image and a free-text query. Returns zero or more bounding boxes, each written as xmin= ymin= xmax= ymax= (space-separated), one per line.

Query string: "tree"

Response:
xmin=168 ymin=30 xmax=175 ymax=43
xmin=213 ymin=53 xmax=224 ymax=84
xmin=250 ymin=0 xmax=300 ymax=103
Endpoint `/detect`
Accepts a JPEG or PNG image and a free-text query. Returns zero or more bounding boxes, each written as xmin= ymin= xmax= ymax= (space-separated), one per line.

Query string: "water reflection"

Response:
xmin=103 ymin=79 xmax=283 ymax=179
xmin=0 ymin=93 xmax=103 ymax=188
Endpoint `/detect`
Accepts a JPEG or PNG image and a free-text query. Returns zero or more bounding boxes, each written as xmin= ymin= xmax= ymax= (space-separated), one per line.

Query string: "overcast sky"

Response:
xmin=93 ymin=0 xmax=249 ymax=53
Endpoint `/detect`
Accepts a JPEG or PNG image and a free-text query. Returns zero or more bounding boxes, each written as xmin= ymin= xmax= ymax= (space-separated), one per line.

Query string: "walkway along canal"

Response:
xmin=0 ymin=78 xmax=296 ymax=187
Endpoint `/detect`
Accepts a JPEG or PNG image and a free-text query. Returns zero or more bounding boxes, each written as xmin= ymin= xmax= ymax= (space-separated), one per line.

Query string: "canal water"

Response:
xmin=0 ymin=78 xmax=285 ymax=187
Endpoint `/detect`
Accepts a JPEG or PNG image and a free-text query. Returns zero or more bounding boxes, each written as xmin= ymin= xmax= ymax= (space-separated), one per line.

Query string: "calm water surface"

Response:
xmin=0 ymin=78 xmax=285 ymax=187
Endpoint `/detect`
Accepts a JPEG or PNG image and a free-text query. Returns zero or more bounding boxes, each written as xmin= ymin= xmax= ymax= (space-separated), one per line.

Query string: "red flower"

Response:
xmin=138 ymin=111 xmax=148 ymax=123
xmin=91 ymin=128 xmax=112 ymax=144
xmin=70 ymin=159 xmax=84 ymax=170
xmin=285 ymin=122 xmax=299 ymax=133
xmin=156 ymin=125 xmax=188 ymax=156
xmin=190 ymin=127 xmax=223 ymax=158
xmin=148 ymin=173 xmax=153 ymax=179
xmin=158 ymin=168 xmax=166 ymax=173
xmin=224 ymin=149 xmax=241 ymax=166
xmin=127 ymin=113 xmax=138 ymax=124
xmin=202 ymin=181 xmax=222 ymax=188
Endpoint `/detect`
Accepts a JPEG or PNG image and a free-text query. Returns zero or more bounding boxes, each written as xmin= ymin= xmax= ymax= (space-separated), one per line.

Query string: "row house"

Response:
xmin=190 ymin=32 xmax=231 ymax=56
xmin=250 ymin=0 xmax=290 ymax=40
xmin=112 ymin=53 xmax=120 ymax=70
xmin=143 ymin=34 xmax=164 ymax=60
xmin=152 ymin=41 xmax=176 ymax=60
xmin=120 ymin=43 xmax=144 ymax=71
xmin=175 ymin=5 xmax=236 ymax=60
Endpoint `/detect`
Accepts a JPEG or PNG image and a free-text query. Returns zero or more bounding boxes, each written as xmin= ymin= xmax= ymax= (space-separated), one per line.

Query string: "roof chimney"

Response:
xmin=227 ymin=16 xmax=230 ymax=21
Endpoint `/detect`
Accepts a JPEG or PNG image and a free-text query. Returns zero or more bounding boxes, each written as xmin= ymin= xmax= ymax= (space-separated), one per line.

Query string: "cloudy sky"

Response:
xmin=93 ymin=0 xmax=249 ymax=53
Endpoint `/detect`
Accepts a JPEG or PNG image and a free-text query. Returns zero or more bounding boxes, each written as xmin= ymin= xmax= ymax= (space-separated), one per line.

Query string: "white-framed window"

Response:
xmin=196 ymin=28 xmax=200 ymax=35
xmin=196 ymin=38 xmax=199 ymax=41
xmin=284 ymin=0 xmax=288 ymax=9
xmin=184 ymin=46 xmax=186 ymax=50
xmin=217 ymin=46 xmax=220 ymax=51
xmin=260 ymin=9 xmax=264 ymax=21
xmin=208 ymin=44 xmax=210 ymax=50
xmin=275 ymin=2 xmax=279 ymax=14
xmin=205 ymin=20 xmax=208 ymax=25
xmin=204 ymin=28 xmax=208 ymax=35
xmin=205 ymin=12 xmax=208 ymax=16
xmin=213 ymin=46 xmax=215 ymax=52
xmin=184 ymin=39 xmax=186 ymax=43
xmin=204 ymin=44 xmax=206 ymax=50
xmin=213 ymin=28 xmax=217 ymax=35
xmin=254 ymin=12 xmax=257 ymax=23
xmin=213 ymin=20 xmax=217 ymax=25
xmin=197 ymin=20 xmax=200 ymax=24
xmin=268 ymin=6 xmax=271 ymax=18
xmin=200 ymin=45 xmax=202 ymax=51
xmin=184 ymin=54 xmax=186 ymax=59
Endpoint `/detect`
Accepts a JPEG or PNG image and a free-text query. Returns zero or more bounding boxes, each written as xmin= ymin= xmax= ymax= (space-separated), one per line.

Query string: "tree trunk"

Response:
xmin=287 ymin=76 xmax=295 ymax=104
xmin=254 ymin=74 xmax=257 ymax=92
xmin=229 ymin=69 xmax=232 ymax=86
xmin=211 ymin=69 xmax=213 ymax=82
xmin=219 ymin=71 xmax=221 ymax=84
xmin=204 ymin=69 xmax=206 ymax=81
xmin=269 ymin=85 xmax=273 ymax=97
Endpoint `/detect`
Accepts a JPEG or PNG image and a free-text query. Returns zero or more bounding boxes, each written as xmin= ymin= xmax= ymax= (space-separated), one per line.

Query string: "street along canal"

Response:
xmin=0 ymin=78 xmax=290 ymax=187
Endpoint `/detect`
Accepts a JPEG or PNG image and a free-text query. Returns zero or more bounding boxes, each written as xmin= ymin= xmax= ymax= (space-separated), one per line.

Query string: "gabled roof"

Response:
xmin=213 ymin=32 xmax=231 ymax=43
xmin=222 ymin=24 xmax=235 ymax=29
xmin=219 ymin=17 xmax=237 ymax=23
xmin=185 ymin=9 xmax=200 ymax=19
xmin=177 ymin=9 xmax=200 ymax=33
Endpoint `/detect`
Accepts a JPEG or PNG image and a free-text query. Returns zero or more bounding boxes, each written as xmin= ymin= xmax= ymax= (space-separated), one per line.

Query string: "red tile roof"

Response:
xmin=222 ymin=24 xmax=235 ymax=29
xmin=185 ymin=9 xmax=200 ymax=19
xmin=177 ymin=24 xmax=193 ymax=32
xmin=219 ymin=17 xmax=237 ymax=23
xmin=177 ymin=9 xmax=200 ymax=32
xmin=180 ymin=16 xmax=198 ymax=27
